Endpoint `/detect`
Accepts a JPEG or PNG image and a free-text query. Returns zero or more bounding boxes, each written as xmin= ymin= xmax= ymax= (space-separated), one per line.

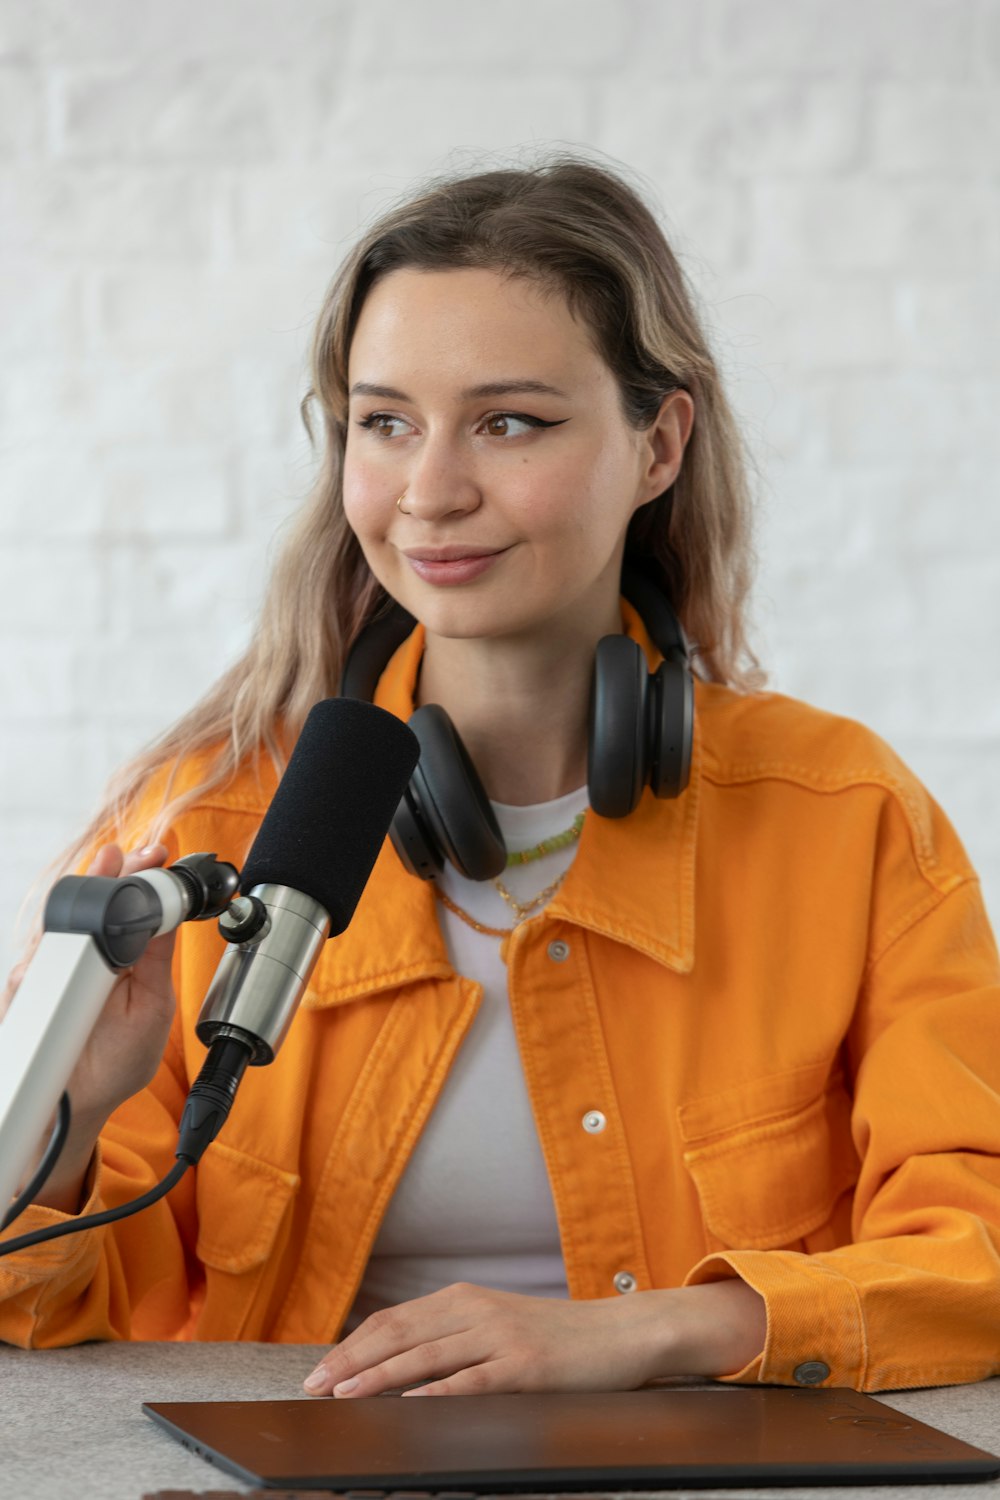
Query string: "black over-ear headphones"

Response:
xmin=339 ymin=566 xmax=695 ymax=882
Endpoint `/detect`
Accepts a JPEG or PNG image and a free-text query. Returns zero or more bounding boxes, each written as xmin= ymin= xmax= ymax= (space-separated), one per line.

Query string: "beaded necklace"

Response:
xmin=504 ymin=812 xmax=585 ymax=866
xmin=432 ymin=811 xmax=584 ymax=962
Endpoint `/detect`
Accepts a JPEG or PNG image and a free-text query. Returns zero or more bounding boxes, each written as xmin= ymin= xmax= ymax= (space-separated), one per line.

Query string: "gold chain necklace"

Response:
xmin=431 ymin=810 xmax=584 ymax=961
xmin=433 ymin=886 xmax=513 ymax=939
xmin=492 ymin=870 xmax=567 ymax=921
xmin=433 ymin=869 xmax=568 ymax=964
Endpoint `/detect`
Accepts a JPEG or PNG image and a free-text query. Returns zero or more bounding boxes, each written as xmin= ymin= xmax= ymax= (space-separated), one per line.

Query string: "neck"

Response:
xmin=416 ymin=612 xmax=620 ymax=806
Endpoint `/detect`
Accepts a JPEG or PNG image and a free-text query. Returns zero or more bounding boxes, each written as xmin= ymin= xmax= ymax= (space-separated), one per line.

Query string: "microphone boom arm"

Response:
xmin=0 ymin=855 xmax=239 ymax=1218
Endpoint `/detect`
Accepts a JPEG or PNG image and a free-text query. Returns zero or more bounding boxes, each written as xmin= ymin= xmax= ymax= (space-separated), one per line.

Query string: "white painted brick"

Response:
xmin=0 ymin=166 xmax=226 ymax=258
xmin=707 ymin=0 xmax=976 ymax=77
xmin=351 ymin=0 xmax=632 ymax=72
xmin=51 ymin=63 xmax=322 ymax=162
xmin=763 ymin=461 xmax=1000 ymax=566
xmin=91 ymin=265 xmax=327 ymax=356
xmin=975 ymin=0 xmax=1000 ymax=78
xmin=893 ymin=278 xmax=1000 ymax=372
xmin=94 ymin=449 xmax=237 ymax=539
xmin=236 ymin=445 xmax=318 ymax=530
xmin=0 ymin=550 xmax=104 ymax=632
xmin=713 ymin=273 xmax=899 ymax=369
xmin=0 ymin=724 xmax=117 ymax=814
xmin=752 ymin=180 xmax=1000 ymax=273
xmin=0 ymin=62 xmax=40 ymax=157
xmin=38 ymin=0 xmax=352 ymax=64
xmin=607 ymin=0 xmax=703 ymax=76
xmin=75 ymin=633 xmax=252 ymax=724
xmin=227 ymin=166 xmax=411 ymax=263
xmin=0 ymin=640 xmax=81 ymax=720
xmin=599 ymin=80 xmax=864 ymax=179
xmin=102 ymin=541 xmax=267 ymax=646
xmin=315 ymin=76 xmax=591 ymax=171
xmin=768 ymin=557 xmax=1000 ymax=739
xmin=0 ymin=2 xmax=42 ymax=60
xmin=0 ymin=446 xmax=235 ymax=539
xmin=871 ymin=85 xmax=1000 ymax=175
xmin=0 ymin=355 xmax=303 ymax=449
xmin=827 ymin=376 xmax=1000 ymax=462
xmin=654 ymin=179 xmax=752 ymax=277
xmin=0 ymin=263 xmax=83 ymax=355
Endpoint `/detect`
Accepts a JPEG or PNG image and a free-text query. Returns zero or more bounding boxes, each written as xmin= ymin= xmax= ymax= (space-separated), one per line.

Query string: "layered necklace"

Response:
xmin=432 ymin=812 xmax=586 ymax=952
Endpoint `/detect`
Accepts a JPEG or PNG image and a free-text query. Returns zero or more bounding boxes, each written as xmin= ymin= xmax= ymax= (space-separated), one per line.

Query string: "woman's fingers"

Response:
xmin=86 ymin=842 xmax=123 ymax=877
xmin=316 ymin=1332 xmax=503 ymax=1400
xmin=85 ymin=841 xmax=169 ymax=879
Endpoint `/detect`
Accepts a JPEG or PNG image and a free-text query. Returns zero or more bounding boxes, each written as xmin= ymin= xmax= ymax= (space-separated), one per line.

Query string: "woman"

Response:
xmin=1 ymin=156 xmax=998 ymax=1396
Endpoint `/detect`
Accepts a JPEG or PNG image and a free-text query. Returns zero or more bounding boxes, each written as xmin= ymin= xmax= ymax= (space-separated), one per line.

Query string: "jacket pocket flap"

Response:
xmin=678 ymin=1065 xmax=859 ymax=1249
xmin=196 ymin=1140 xmax=301 ymax=1275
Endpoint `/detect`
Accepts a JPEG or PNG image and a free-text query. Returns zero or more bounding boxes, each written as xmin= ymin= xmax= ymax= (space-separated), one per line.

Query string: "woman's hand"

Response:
xmin=2 ymin=841 xmax=179 ymax=1213
xmin=303 ymin=1279 xmax=767 ymax=1398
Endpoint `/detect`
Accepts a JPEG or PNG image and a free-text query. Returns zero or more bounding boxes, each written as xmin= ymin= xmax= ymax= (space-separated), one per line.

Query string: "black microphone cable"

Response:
xmin=0 ymin=1032 xmax=252 ymax=1257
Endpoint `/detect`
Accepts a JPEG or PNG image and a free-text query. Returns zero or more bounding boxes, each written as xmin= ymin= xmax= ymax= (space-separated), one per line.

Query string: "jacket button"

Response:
xmin=613 ymin=1271 xmax=637 ymax=1294
xmin=582 ymin=1110 xmax=607 ymax=1134
xmin=793 ymin=1361 xmax=831 ymax=1386
xmin=547 ymin=940 xmax=570 ymax=962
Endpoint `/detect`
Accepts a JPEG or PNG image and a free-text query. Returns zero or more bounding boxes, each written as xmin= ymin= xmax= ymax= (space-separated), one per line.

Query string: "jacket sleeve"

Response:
xmin=0 ymin=1015 xmax=201 ymax=1346
xmin=0 ymin=808 xmax=206 ymax=1347
xmin=685 ymin=792 xmax=1000 ymax=1390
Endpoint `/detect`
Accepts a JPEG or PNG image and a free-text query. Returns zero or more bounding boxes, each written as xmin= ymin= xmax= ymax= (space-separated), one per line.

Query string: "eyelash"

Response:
xmin=356 ymin=411 xmax=565 ymax=439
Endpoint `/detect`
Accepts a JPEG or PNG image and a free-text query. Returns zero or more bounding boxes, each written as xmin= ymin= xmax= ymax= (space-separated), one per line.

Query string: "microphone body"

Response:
xmin=188 ymin=698 xmax=418 ymax=1128
xmin=196 ymin=885 xmax=329 ymax=1063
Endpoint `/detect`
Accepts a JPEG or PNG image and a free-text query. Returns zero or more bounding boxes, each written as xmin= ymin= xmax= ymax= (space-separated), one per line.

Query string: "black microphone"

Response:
xmin=177 ymin=698 xmax=419 ymax=1163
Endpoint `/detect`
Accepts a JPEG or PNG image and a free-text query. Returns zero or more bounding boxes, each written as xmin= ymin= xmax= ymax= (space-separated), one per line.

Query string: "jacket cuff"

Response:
xmin=684 ymin=1249 xmax=867 ymax=1388
xmin=0 ymin=1142 xmax=105 ymax=1282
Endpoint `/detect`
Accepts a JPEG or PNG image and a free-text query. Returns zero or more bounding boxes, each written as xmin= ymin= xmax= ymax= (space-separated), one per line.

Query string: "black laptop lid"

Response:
xmin=142 ymin=1386 xmax=1000 ymax=1490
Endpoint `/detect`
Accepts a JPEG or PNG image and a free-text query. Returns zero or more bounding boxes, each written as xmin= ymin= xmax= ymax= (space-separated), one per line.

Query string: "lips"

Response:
xmin=401 ymin=546 xmax=510 ymax=586
xmin=401 ymin=546 xmax=507 ymax=562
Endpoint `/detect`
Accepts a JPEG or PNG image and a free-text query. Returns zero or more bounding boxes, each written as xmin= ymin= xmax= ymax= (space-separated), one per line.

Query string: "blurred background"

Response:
xmin=1 ymin=0 xmax=998 ymax=975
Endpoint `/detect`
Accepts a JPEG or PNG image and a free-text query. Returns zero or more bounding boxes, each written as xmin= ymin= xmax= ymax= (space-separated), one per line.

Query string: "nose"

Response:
xmin=399 ymin=430 xmax=482 ymax=522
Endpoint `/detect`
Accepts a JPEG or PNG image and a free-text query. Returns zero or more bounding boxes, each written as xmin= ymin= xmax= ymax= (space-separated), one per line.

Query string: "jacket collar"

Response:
xmin=305 ymin=601 xmax=700 ymax=1007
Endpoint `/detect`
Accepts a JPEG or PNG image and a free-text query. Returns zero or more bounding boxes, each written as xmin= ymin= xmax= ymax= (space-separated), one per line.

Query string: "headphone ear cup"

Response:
xmin=588 ymin=635 xmax=649 ymax=818
xmin=648 ymin=660 xmax=694 ymax=800
xmin=397 ymin=704 xmax=507 ymax=881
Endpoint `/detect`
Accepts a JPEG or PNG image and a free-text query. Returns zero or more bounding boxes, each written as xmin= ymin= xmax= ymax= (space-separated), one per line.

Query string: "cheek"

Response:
xmin=341 ymin=463 xmax=390 ymax=544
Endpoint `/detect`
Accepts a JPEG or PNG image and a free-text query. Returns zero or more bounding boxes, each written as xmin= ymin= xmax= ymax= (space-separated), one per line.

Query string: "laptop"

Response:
xmin=142 ymin=1386 xmax=1000 ymax=1490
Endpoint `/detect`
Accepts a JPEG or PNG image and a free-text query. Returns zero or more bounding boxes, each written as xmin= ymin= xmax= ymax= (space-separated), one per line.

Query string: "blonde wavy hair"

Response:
xmin=35 ymin=150 xmax=767 ymax=916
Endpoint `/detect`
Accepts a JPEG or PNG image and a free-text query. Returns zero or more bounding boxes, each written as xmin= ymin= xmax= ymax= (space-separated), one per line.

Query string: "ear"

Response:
xmin=635 ymin=390 xmax=695 ymax=507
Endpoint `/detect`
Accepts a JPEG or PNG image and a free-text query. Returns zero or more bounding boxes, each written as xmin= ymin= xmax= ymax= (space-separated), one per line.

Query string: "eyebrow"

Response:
xmin=349 ymin=379 xmax=570 ymax=402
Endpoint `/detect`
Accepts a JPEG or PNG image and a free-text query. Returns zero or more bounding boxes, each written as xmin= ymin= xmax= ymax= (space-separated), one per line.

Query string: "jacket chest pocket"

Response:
xmin=194 ymin=1140 xmax=301 ymax=1339
xmin=677 ymin=1065 xmax=860 ymax=1251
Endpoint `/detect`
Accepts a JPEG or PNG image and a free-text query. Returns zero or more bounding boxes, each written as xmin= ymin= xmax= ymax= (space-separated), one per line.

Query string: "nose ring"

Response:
xmin=396 ymin=492 xmax=410 ymax=512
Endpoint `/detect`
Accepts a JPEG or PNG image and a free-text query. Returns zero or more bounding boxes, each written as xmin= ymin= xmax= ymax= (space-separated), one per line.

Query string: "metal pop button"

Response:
xmin=582 ymin=1111 xmax=607 ymax=1134
xmin=547 ymin=940 xmax=570 ymax=962
xmin=793 ymin=1360 xmax=831 ymax=1386
xmin=613 ymin=1271 xmax=637 ymax=1294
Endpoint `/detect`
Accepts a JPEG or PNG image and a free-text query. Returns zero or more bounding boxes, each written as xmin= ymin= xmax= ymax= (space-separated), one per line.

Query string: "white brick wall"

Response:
xmin=1 ymin=0 xmax=998 ymax=983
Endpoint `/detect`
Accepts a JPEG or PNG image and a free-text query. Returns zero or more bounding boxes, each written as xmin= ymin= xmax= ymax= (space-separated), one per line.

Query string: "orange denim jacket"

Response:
xmin=2 ymin=603 xmax=999 ymax=1391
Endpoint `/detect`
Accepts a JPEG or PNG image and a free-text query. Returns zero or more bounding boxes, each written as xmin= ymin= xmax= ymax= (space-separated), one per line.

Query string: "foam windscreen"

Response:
xmin=240 ymin=698 xmax=419 ymax=935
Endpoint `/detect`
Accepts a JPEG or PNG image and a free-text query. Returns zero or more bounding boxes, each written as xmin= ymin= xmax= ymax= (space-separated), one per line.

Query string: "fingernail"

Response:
xmin=334 ymin=1376 xmax=359 ymax=1395
xmin=304 ymin=1369 xmax=327 ymax=1391
xmin=136 ymin=844 xmax=164 ymax=857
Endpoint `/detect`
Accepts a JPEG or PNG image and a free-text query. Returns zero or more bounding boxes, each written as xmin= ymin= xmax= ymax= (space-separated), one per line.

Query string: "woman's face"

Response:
xmin=343 ymin=266 xmax=689 ymax=646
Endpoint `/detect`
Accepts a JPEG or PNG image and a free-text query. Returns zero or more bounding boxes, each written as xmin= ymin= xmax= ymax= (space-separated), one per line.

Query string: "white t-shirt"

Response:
xmin=343 ymin=784 xmax=589 ymax=1333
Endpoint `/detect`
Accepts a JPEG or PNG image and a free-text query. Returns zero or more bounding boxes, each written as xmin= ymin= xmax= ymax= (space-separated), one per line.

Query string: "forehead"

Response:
xmin=348 ymin=266 xmax=606 ymax=390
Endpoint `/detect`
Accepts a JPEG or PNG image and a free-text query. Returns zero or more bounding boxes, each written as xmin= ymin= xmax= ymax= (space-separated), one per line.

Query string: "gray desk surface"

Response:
xmin=1 ymin=1343 xmax=998 ymax=1500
